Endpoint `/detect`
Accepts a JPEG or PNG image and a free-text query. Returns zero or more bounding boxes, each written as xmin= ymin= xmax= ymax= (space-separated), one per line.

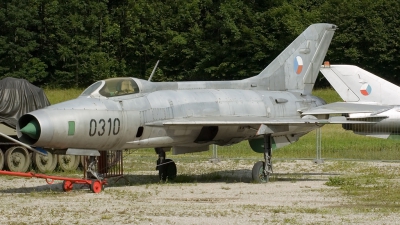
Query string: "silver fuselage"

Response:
xmin=18 ymin=79 xmax=324 ymax=153
xmin=344 ymin=107 xmax=400 ymax=136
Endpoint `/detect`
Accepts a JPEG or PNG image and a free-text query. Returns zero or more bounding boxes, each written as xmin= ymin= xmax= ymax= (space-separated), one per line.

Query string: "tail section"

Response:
xmin=247 ymin=23 xmax=337 ymax=95
xmin=320 ymin=65 xmax=400 ymax=105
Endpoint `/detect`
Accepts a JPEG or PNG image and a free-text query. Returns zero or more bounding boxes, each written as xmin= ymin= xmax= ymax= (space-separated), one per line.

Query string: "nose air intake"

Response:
xmin=20 ymin=120 xmax=40 ymax=139
xmin=18 ymin=114 xmax=41 ymax=145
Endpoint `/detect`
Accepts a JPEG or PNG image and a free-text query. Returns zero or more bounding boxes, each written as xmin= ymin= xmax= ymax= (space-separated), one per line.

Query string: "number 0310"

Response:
xmin=89 ymin=118 xmax=120 ymax=136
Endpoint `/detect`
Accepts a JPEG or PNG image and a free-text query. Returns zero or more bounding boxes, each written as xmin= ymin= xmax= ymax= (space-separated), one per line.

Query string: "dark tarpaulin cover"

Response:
xmin=0 ymin=77 xmax=50 ymax=129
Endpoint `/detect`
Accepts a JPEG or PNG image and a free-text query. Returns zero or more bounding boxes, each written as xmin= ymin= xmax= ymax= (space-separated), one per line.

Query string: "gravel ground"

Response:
xmin=0 ymin=160 xmax=399 ymax=225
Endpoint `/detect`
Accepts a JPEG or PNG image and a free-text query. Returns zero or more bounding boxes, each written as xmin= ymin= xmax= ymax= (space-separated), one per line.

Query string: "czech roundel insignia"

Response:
xmin=360 ymin=83 xmax=372 ymax=96
xmin=293 ymin=56 xmax=303 ymax=74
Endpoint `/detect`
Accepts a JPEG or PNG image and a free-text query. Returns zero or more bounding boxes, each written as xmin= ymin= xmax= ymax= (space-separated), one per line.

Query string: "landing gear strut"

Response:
xmin=86 ymin=156 xmax=103 ymax=180
xmin=155 ymin=148 xmax=177 ymax=181
xmin=252 ymin=134 xmax=273 ymax=183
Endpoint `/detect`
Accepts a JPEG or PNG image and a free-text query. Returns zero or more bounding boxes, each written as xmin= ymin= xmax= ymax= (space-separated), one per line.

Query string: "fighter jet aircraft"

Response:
xmin=17 ymin=23 xmax=340 ymax=183
xmin=314 ymin=64 xmax=400 ymax=139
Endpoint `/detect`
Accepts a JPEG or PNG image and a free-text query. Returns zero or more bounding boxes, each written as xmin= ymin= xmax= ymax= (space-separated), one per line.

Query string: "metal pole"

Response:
xmin=209 ymin=144 xmax=220 ymax=163
xmin=314 ymin=127 xmax=324 ymax=164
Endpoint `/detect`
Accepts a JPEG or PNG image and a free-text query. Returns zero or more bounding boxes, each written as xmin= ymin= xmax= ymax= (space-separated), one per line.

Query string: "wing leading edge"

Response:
xmin=145 ymin=114 xmax=374 ymax=127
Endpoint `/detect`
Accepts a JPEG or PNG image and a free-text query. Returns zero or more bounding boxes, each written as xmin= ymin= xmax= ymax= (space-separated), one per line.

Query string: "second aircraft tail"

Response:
xmin=320 ymin=65 xmax=400 ymax=105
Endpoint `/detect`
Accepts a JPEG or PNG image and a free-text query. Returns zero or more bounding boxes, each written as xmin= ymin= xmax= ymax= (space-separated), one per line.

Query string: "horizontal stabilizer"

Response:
xmin=302 ymin=102 xmax=392 ymax=115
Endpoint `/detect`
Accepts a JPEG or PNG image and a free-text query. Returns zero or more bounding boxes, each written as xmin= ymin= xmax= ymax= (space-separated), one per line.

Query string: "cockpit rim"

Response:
xmin=80 ymin=77 xmax=141 ymax=98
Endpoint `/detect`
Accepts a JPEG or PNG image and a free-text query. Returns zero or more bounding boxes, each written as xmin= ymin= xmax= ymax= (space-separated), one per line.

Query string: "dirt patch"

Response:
xmin=0 ymin=160 xmax=399 ymax=224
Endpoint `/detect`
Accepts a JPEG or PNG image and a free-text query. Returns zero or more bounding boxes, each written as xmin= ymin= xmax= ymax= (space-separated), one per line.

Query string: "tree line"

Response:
xmin=1 ymin=0 xmax=399 ymax=88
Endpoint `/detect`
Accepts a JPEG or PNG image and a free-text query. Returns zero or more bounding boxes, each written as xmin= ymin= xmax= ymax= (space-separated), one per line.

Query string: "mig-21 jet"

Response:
xmin=17 ymin=23 xmax=345 ymax=183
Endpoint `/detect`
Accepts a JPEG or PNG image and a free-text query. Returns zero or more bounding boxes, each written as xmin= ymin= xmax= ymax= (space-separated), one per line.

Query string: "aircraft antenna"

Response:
xmin=148 ymin=60 xmax=160 ymax=82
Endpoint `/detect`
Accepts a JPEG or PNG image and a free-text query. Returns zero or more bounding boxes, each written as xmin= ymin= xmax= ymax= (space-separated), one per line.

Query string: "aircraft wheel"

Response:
xmin=5 ymin=146 xmax=31 ymax=172
xmin=58 ymin=155 xmax=80 ymax=171
xmin=159 ymin=159 xmax=177 ymax=181
xmin=90 ymin=180 xmax=103 ymax=193
xmin=0 ymin=150 xmax=4 ymax=170
xmin=33 ymin=151 xmax=58 ymax=173
xmin=252 ymin=161 xmax=269 ymax=183
xmin=62 ymin=180 xmax=73 ymax=192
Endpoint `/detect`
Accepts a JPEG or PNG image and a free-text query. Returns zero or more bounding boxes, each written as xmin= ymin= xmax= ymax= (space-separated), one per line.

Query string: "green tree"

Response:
xmin=320 ymin=0 xmax=400 ymax=83
xmin=1 ymin=0 xmax=399 ymax=88
xmin=0 ymin=0 xmax=45 ymax=83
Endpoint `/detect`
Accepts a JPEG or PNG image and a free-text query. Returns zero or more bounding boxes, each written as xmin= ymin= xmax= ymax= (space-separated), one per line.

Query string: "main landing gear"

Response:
xmin=155 ymin=148 xmax=177 ymax=182
xmin=252 ymin=134 xmax=273 ymax=183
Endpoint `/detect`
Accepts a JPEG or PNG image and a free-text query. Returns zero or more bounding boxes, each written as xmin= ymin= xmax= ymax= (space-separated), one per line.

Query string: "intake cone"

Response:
xmin=20 ymin=120 xmax=41 ymax=139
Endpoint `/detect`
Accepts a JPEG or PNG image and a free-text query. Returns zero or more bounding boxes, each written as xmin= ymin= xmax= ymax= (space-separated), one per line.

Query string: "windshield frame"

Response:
xmin=98 ymin=78 xmax=139 ymax=97
xmin=80 ymin=78 xmax=140 ymax=98
xmin=80 ymin=81 xmax=104 ymax=97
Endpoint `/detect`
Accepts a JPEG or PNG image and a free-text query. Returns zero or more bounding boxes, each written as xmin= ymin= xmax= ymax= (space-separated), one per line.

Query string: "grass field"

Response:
xmin=44 ymin=88 xmax=84 ymax=104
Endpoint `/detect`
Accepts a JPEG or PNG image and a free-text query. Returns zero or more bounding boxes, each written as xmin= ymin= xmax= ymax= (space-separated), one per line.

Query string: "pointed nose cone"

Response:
xmin=20 ymin=120 xmax=41 ymax=140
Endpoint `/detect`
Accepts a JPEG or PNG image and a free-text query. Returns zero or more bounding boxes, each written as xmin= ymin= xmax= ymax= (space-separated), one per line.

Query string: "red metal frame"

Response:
xmin=98 ymin=150 xmax=124 ymax=178
xmin=0 ymin=170 xmax=107 ymax=193
xmin=81 ymin=150 xmax=124 ymax=180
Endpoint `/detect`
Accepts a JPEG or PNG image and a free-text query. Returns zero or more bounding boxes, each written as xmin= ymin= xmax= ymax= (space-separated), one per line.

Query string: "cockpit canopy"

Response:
xmin=80 ymin=78 xmax=140 ymax=98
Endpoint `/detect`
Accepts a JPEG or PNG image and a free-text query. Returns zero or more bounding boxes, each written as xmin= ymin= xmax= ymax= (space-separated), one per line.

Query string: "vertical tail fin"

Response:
xmin=248 ymin=23 xmax=337 ymax=95
xmin=320 ymin=65 xmax=400 ymax=105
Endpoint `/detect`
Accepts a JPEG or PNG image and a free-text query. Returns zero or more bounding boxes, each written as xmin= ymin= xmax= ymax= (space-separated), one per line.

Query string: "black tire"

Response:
xmin=252 ymin=161 xmax=269 ymax=183
xmin=159 ymin=159 xmax=177 ymax=181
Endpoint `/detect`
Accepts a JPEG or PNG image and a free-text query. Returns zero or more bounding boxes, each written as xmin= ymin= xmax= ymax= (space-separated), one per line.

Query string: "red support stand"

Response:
xmin=0 ymin=170 xmax=107 ymax=193
xmin=0 ymin=150 xmax=125 ymax=193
